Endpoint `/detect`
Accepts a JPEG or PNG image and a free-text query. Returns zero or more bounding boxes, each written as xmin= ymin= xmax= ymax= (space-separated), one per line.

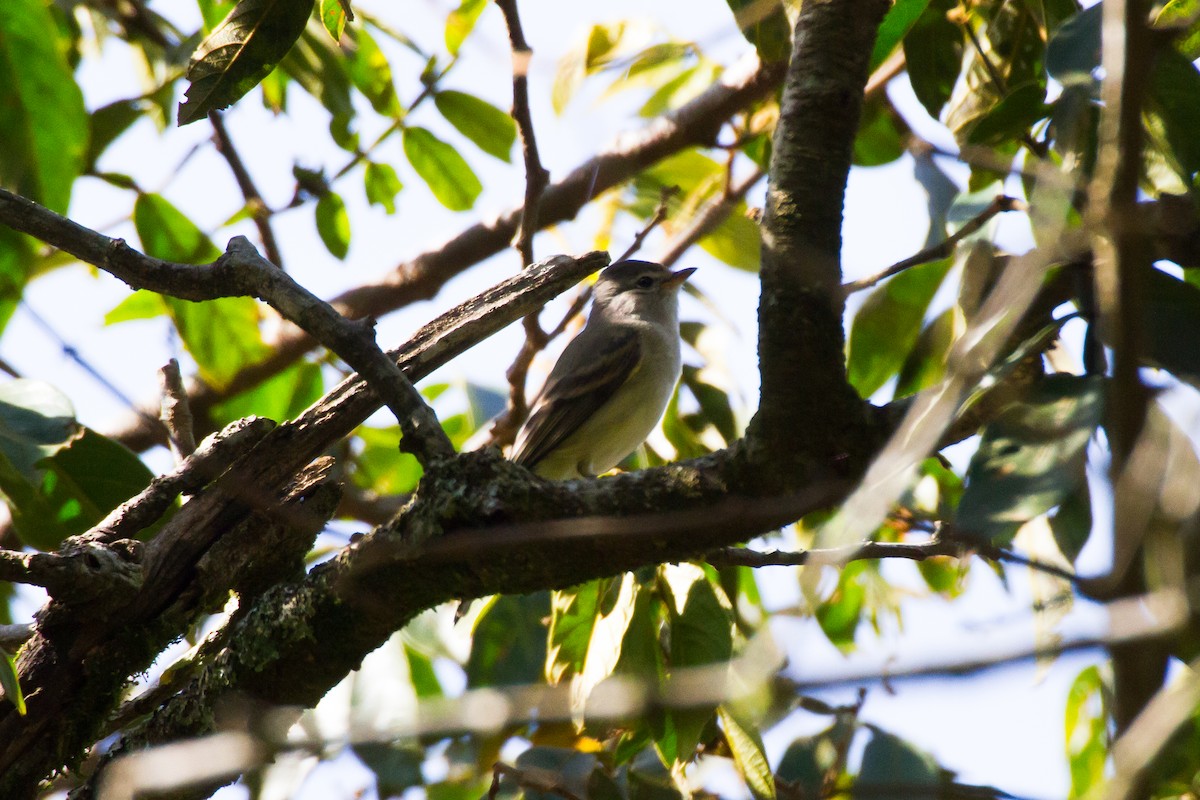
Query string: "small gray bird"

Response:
xmin=511 ymin=259 xmax=696 ymax=479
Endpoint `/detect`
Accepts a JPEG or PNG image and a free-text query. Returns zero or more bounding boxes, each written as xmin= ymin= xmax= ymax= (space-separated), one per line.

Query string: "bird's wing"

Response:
xmin=511 ymin=325 xmax=642 ymax=471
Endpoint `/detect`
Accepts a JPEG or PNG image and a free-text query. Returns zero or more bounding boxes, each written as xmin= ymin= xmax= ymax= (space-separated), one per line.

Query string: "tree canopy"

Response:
xmin=0 ymin=0 xmax=1199 ymax=798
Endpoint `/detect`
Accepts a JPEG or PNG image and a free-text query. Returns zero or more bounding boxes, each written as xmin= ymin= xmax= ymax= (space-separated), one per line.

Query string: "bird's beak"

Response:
xmin=662 ymin=267 xmax=696 ymax=289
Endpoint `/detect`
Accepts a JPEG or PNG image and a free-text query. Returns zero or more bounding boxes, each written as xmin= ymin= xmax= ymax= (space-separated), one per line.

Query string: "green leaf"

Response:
xmin=858 ymin=731 xmax=942 ymax=797
xmin=718 ymin=706 xmax=775 ymax=800
xmin=86 ymin=99 xmax=148 ymax=173
xmin=348 ymin=425 xmax=423 ymax=496
xmin=0 ymin=0 xmax=88 ymax=214
xmin=445 ymin=0 xmax=487 ymax=56
xmin=552 ymin=22 xmax=636 ymax=114
xmin=179 ymin=0 xmax=315 ymax=125
xmin=956 ymin=375 xmax=1103 ymax=543
xmin=513 ymin=748 xmax=603 ymax=800
xmin=346 ymin=26 xmax=400 ymax=116
xmin=698 ymin=202 xmax=761 ymax=271
xmin=133 ymin=193 xmax=222 ymax=264
xmin=815 ymin=560 xmax=867 ymax=649
xmin=165 ymin=295 xmax=270 ymax=390
xmin=903 ymin=0 xmax=963 ymax=119
xmin=466 ymin=592 xmax=550 ymax=688
xmin=546 ymin=580 xmax=605 ymax=684
xmin=404 ymin=644 xmax=443 ymax=698
xmin=870 ymin=0 xmax=932 ymax=71
xmin=105 ymin=289 xmax=168 ymax=325
xmin=434 ymin=90 xmax=517 ymax=162
xmin=364 ymin=161 xmax=403 ymax=213
xmin=1045 ymin=4 xmax=1101 ymax=85
xmin=965 ymin=81 xmax=1049 ymax=147
xmin=1050 ymin=485 xmax=1092 ymax=564
xmin=1139 ymin=268 xmax=1200 ymax=389
xmin=319 ymin=0 xmax=346 ymax=41
xmin=724 ymin=0 xmax=792 ymax=62
xmin=0 ymin=380 xmax=76 ymax=479
xmin=1157 ymin=0 xmax=1200 ymax=60
xmin=846 ymin=257 xmax=955 ymax=398
xmin=1149 ymin=48 xmax=1200 ymax=183
xmin=210 ymin=360 xmax=323 ymax=426
xmin=1065 ymin=665 xmax=1107 ymax=798
xmin=894 ymin=307 xmax=957 ymax=398
xmin=0 ymin=649 xmax=24 ymax=715
xmin=279 ymin=26 xmax=355 ymax=120
xmin=402 ymin=127 xmax=482 ymax=211
xmin=353 ymin=743 xmax=425 ymax=796
xmin=315 ymin=191 xmax=351 ymax=259
xmin=853 ymin=97 xmax=906 ymax=167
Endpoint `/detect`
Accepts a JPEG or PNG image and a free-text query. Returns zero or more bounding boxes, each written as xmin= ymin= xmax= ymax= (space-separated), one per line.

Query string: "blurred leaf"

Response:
xmin=552 ymin=22 xmax=639 ymax=114
xmin=85 ymin=98 xmax=148 ymax=173
xmin=777 ymin=734 xmax=831 ymax=799
xmin=815 ymin=560 xmax=867 ymax=650
xmin=681 ymin=367 xmax=738 ymax=444
xmin=404 ymin=644 xmax=442 ymax=698
xmin=467 ymin=592 xmax=550 ymax=688
xmin=435 ymin=90 xmax=517 ymax=162
xmin=319 ymin=0 xmax=345 ymax=41
xmin=105 ymin=290 xmax=167 ymax=325
xmin=133 ymin=193 xmax=221 ymax=264
xmin=0 ymin=380 xmax=76 ymax=478
xmin=965 ymin=81 xmax=1048 ymax=147
xmin=957 ymin=376 xmax=1103 ymax=543
xmin=211 ymin=360 xmax=323 ymax=426
xmin=353 ymin=743 xmax=425 ymax=796
xmin=445 ymin=0 xmax=487 ymax=56
xmin=547 ymin=580 xmax=606 ymax=684
xmin=179 ymin=0 xmax=314 ymax=125
xmin=917 ymin=556 xmax=964 ymax=596
xmin=1140 ymin=268 xmax=1200 ymax=389
xmin=346 ymin=25 xmax=400 ymax=115
xmin=1157 ymin=0 xmax=1200 ymax=59
xmin=1050 ymin=485 xmax=1092 ymax=564
xmin=350 ymin=425 xmax=422 ymax=496
xmin=895 ymin=307 xmax=957 ymax=397
xmin=1148 ymin=48 xmax=1200 ymax=183
xmin=513 ymin=747 xmax=604 ymax=800
xmin=871 ymin=0 xmax=932 ymax=71
xmin=858 ymin=731 xmax=941 ymax=797
xmin=903 ymin=0 xmax=963 ymax=119
xmin=847 ymin=257 xmax=955 ymax=398
xmin=0 ymin=0 xmax=88 ymax=214
xmin=403 ymin=126 xmax=482 ymax=211
xmin=718 ymin=706 xmax=775 ymax=800
xmin=697 ymin=203 xmax=761 ymax=271
xmin=0 ymin=649 xmax=23 ymax=715
xmin=280 ymin=25 xmax=355 ymax=119
xmin=1046 ymin=3 xmax=1101 ymax=85
xmin=853 ymin=97 xmax=905 ymax=166
xmin=1065 ymin=665 xmax=1106 ymax=799
xmin=315 ymin=191 xmax=351 ymax=258
xmin=724 ymin=0 xmax=791 ymax=62
xmin=364 ymin=161 xmax=403 ymax=213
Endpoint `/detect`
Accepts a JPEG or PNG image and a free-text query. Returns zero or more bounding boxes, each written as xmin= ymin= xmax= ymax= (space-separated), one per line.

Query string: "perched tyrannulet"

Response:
xmin=511 ymin=259 xmax=696 ymax=479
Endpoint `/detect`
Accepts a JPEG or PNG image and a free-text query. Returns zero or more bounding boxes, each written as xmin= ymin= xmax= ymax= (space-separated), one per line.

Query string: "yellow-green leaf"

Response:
xmin=402 ymin=126 xmax=481 ymax=211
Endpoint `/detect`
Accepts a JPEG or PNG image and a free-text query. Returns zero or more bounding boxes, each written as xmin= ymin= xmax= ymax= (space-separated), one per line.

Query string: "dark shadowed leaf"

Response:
xmin=434 ymin=90 xmax=517 ymax=162
xmin=847 ymin=257 xmax=955 ymax=398
xmin=957 ymin=375 xmax=1103 ymax=542
xmin=315 ymin=191 xmax=351 ymax=258
xmin=403 ymin=126 xmax=482 ymax=211
xmin=179 ymin=0 xmax=314 ymax=125
xmin=1141 ymin=268 xmax=1200 ymax=389
xmin=1046 ymin=3 xmax=1101 ymax=85
xmin=280 ymin=26 xmax=355 ymax=120
xmin=1148 ymin=49 xmax=1200 ymax=183
xmin=858 ymin=731 xmax=941 ymax=797
xmin=895 ymin=307 xmax=957 ymax=397
xmin=1050 ymin=485 xmax=1092 ymax=564
xmin=853 ymin=97 xmax=906 ymax=166
xmin=0 ymin=0 xmax=88 ymax=213
xmin=353 ymin=743 xmax=425 ymax=796
xmin=904 ymin=0 xmax=962 ymax=119
xmin=965 ymin=81 xmax=1049 ymax=147
xmin=467 ymin=592 xmax=551 ymax=688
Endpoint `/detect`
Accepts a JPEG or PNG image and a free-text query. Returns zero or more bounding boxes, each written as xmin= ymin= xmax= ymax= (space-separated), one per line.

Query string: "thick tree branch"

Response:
xmin=103 ymin=55 xmax=787 ymax=453
xmin=748 ymin=0 xmax=889 ymax=480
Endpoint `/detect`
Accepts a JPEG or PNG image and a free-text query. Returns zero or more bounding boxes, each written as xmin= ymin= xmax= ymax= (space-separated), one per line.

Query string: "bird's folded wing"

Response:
xmin=511 ymin=326 xmax=642 ymax=470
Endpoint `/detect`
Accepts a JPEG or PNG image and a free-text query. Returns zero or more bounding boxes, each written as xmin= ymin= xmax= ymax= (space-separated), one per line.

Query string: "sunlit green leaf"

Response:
xmin=815 ymin=560 xmax=867 ymax=649
xmin=957 ymin=375 xmax=1103 ymax=543
xmin=346 ymin=25 xmax=400 ymax=116
xmin=871 ymin=0 xmax=932 ymax=71
xmin=319 ymin=0 xmax=346 ymax=41
xmin=0 ymin=649 xmax=24 ymax=715
xmin=133 ymin=193 xmax=221 ymax=264
xmin=546 ymin=580 xmax=605 ymax=684
xmin=1065 ymin=665 xmax=1107 ymax=798
xmin=211 ymin=360 xmax=323 ymax=426
xmin=698 ymin=203 xmax=761 ymax=271
xmin=364 ymin=161 xmax=403 ymax=213
xmin=853 ymin=97 xmax=906 ymax=166
xmin=404 ymin=644 xmax=442 ymax=698
xmin=0 ymin=0 xmax=88 ymax=213
xmin=349 ymin=425 xmax=422 ymax=496
xmin=718 ymin=706 xmax=775 ymax=800
xmin=1157 ymin=0 xmax=1200 ymax=59
xmin=402 ymin=126 xmax=482 ymax=211
xmin=434 ymin=90 xmax=517 ymax=162
xmin=179 ymin=0 xmax=314 ymax=125
xmin=315 ymin=191 xmax=351 ymax=258
xmin=445 ymin=0 xmax=487 ymax=56
xmin=847 ymin=257 xmax=955 ymax=399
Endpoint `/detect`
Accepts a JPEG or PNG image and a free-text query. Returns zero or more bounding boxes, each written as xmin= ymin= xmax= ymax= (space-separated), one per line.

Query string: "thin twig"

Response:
xmin=841 ymin=194 xmax=1024 ymax=296
xmin=159 ymin=359 xmax=196 ymax=462
xmin=208 ymin=111 xmax=284 ymax=269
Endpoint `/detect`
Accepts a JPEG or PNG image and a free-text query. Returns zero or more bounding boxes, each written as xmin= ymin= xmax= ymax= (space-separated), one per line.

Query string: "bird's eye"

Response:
xmin=636 ymin=276 xmax=655 ymax=289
